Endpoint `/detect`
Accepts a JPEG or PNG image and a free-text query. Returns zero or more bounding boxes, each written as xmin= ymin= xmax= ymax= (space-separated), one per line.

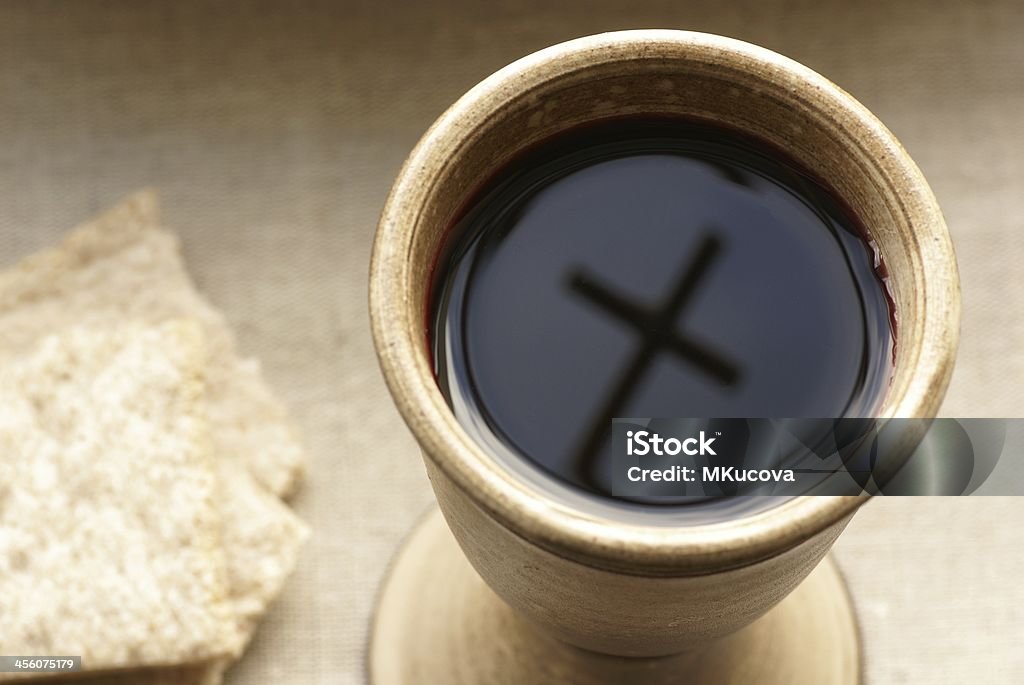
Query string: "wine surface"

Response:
xmin=431 ymin=118 xmax=894 ymax=504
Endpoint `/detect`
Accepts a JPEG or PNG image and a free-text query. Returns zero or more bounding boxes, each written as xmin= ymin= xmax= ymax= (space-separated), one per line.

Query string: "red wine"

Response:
xmin=430 ymin=118 xmax=894 ymax=506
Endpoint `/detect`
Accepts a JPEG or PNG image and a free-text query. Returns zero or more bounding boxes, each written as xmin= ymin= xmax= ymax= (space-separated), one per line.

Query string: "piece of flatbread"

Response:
xmin=0 ymin=190 xmax=305 ymax=499
xmin=0 ymin=322 xmax=241 ymax=680
xmin=0 ymin=193 xmax=310 ymax=684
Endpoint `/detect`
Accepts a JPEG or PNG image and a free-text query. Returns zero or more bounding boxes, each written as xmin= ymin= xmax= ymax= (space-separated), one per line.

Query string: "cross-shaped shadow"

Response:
xmin=566 ymin=232 xmax=742 ymax=492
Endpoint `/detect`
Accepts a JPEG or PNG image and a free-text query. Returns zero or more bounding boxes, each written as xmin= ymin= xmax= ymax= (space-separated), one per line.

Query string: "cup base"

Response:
xmin=369 ymin=508 xmax=862 ymax=684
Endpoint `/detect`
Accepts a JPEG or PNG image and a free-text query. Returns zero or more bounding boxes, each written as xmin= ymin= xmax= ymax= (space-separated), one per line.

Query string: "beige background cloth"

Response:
xmin=0 ymin=2 xmax=1021 ymax=683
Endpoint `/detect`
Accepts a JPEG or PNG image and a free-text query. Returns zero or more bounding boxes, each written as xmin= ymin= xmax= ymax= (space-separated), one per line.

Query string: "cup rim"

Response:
xmin=369 ymin=30 xmax=961 ymax=575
